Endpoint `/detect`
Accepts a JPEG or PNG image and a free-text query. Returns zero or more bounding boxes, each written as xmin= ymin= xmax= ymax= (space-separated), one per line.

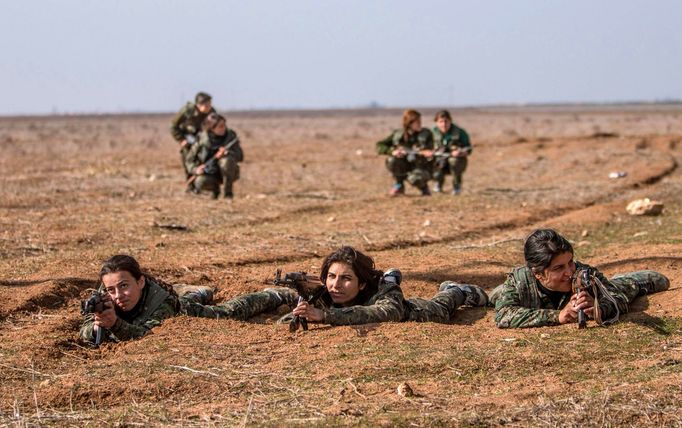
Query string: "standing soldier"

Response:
xmin=431 ymin=110 xmax=472 ymax=195
xmin=185 ymin=113 xmax=244 ymax=199
xmin=376 ymin=109 xmax=435 ymax=196
xmin=170 ymin=92 xmax=216 ymax=183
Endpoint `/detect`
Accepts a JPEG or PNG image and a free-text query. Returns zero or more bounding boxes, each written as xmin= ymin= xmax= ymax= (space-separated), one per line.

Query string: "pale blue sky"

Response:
xmin=1 ymin=0 xmax=680 ymax=114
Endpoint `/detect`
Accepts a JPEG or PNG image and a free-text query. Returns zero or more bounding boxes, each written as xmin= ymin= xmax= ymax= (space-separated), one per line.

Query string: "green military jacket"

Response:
xmin=80 ymin=278 xmax=179 ymax=343
xmin=432 ymin=123 xmax=472 ymax=155
xmin=184 ymin=129 xmax=244 ymax=175
xmin=320 ymin=277 xmax=406 ymax=325
xmin=169 ymin=102 xmax=216 ymax=142
xmin=376 ymin=128 xmax=434 ymax=155
xmin=494 ymin=262 xmax=630 ymax=328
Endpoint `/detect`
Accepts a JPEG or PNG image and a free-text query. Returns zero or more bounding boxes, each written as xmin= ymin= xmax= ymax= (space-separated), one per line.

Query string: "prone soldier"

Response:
xmin=489 ymin=229 xmax=670 ymax=329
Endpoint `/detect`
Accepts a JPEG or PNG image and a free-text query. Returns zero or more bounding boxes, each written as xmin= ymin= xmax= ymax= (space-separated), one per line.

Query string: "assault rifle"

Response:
xmin=272 ymin=269 xmax=325 ymax=332
xmin=399 ymin=148 xmax=450 ymax=163
xmin=573 ymin=270 xmax=589 ymax=329
xmin=81 ymin=291 xmax=105 ymax=345
xmin=186 ymin=136 xmax=239 ymax=186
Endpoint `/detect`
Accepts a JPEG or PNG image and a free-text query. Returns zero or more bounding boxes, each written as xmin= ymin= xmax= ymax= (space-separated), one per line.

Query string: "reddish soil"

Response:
xmin=1 ymin=105 xmax=681 ymax=426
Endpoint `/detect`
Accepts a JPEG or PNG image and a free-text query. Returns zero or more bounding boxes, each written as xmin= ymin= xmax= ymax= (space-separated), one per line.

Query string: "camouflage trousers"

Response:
xmin=432 ymin=156 xmax=467 ymax=189
xmin=181 ymin=287 xmax=297 ymax=320
xmin=385 ymin=156 xmax=431 ymax=189
xmin=489 ymin=270 xmax=668 ymax=307
xmin=404 ymin=288 xmax=466 ymax=323
xmin=194 ymin=157 xmax=240 ymax=197
xmin=180 ymin=145 xmax=192 ymax=179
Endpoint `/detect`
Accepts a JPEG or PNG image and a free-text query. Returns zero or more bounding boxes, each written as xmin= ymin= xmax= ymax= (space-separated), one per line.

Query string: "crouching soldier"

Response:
xmin=170 ymin=92 xmax=216 ymax=183
xmin=489 ymin=229 xmax=670 ymax=329
xmin=376 ymin=109 xmax=434 ymax=196
xmin=431 ymin=110 xmax=472 ymax=195
xmin=185 ymin=113 xmax=244 ymax=199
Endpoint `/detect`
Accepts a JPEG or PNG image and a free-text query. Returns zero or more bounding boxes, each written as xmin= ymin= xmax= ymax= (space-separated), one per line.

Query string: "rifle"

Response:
xmin=401 ymin=148 xmax=450 ymax=163
xmin=272 ymin=269 xmax=325 ymax=332
xmin=81 ymin=291 xmax=105 ymax=345
xmin=186 ymin=136 xmax=239 ymax=186
xmin=573 ymin=270 xmax=589 ymax=329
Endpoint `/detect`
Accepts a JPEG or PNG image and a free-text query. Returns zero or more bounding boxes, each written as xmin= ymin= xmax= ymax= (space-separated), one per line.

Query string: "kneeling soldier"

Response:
xmin=431 ymin=110 xmax=472 ymax=195
xmin=185 ymin=113 xmax=244 ymax=199
xmin=170 ymin=92 xmax=215 ymax=182
xmin=376 ymin=109 xmax=435 ymax=196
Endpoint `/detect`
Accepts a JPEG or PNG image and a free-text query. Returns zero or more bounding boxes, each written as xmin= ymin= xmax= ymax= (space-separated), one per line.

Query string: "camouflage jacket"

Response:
xmin=432 ymin=123 xmax=472 ymax=155
xmin=494 ymin=262 xmax=630 ymax=329
xmin=185 ymin=129 xmax=244 ymax=174
xmin=169 ymin=102 xmax=216 ymax=142
xmin=320 ymin=277 xmax=406 ymax=325
xmin=376 ymin=128 xmax=434 ymax=155
xmin=80 ymin=279 xmax=179 ymax=343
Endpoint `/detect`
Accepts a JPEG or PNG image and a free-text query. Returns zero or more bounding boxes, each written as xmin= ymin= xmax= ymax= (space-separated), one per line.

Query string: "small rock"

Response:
xmin=576 ymin=240 xmax=591 ymax=247
xmin=148 ymin=174 xmax=157 ymax=182
xmin=418 ymin=231 xmax=427 ymax=238
xmin=397 ymin=382 xmax=414 ymax=397
xmin=355 ymin=149 xmax=363 ymax=156
xmin=327 ymin=216 xmax=336 ymax=222
xmin=608 ymin=171 xmax=627 ymax=179
xmin=633 ymin=231 xmax=648 ymax=238
xmin=422 ymin=219 xmax=431 ymax=227
xmin=581 ymin=229 xmax=589 ymax=238
xmin=626 ymin=198 xmax=664 ymax=216
xmin=540 ymin=333 xmax=550 ymax=339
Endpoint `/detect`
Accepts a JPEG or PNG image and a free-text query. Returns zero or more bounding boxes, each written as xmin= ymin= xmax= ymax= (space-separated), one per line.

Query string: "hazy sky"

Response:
xmin=2 ymin=0 xmax=681 ymax=114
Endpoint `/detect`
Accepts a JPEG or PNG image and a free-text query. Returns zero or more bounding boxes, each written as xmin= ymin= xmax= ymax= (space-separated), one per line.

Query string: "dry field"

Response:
xmin=1 ymin=105 xmax=681 ymax=426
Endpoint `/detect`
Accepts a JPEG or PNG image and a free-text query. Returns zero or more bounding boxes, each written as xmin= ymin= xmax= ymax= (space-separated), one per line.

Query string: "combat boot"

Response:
xmin=452 ymin=184 xmax=462 ymax=195
xmin=174 ymin=285 xmax=214 ymax=305
xmin=389 ymin=183 xmax=405 ymax=196
xmin=633 ymin=271 xmax=670 ymax=296
xmin=420 ymin=186 xmax=431 ymax=197
xmin=433 ymin=182 xmax=444 ymax=193
xmin=438 ymin=282 xmax=488 ymax=307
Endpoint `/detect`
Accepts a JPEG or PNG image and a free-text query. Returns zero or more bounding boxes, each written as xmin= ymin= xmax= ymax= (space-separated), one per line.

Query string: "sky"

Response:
xmin=1 ymin=0 xmax=681 ymax=115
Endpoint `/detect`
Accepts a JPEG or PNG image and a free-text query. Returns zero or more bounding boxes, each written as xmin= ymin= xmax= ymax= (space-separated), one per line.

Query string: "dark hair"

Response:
xmin=99 ymin=254 xmax=179 ymax=307
xmin=319 ymin=246 xmax=382 ymax=305
xmin=202 ymin=112 xmax=226 ymax=132
xmin=195 ymin=91 xmax=212 ymax=104
xmin=434 ymin=110 xmax=452 ymax=122
xmin=524 ymin=229 xmax=574 ymax=273
xmin=402 ymin=109 xmax=421 ymax=142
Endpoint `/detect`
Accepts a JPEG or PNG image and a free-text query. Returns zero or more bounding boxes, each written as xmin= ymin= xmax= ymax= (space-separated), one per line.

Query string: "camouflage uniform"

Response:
xmin=186 ymin=275 xmax=482 ymax=325
xmin=80 ymin=278 xmax=180 ymax=344
xmin=490 ymin=261 xmax=669 ymax=328
xmin=376 ymin=128 xmax=434 ymax=191
xmin=432 ymin=123 xmax=472 ymax=192
xmin=170 ymin=102 xmax=216 ymax=179
xmin=185 ymin=128 xmax=244 ymax=198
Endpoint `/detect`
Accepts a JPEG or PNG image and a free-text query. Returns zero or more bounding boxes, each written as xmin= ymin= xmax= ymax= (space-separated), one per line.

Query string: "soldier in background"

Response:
xmin=490 ymin=229 xmax=670 ymax=329
xmin=185 ymin=113 xmax=243 ymax=199
xmin=376 ymin=110 xmax=434 ymax=196
xmin=170 ymin=92 xmax=216 ymax=183
xmin=431 ymin=110 xmax=472 ymax=195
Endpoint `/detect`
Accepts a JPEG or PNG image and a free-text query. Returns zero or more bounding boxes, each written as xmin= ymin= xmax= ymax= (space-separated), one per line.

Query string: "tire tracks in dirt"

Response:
xmin=198 ymin=144 xmax=679 ymax=269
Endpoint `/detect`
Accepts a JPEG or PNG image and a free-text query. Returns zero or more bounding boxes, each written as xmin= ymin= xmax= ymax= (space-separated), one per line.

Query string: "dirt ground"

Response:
xmin=1 ymin=105 xmax=681 ymax=426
